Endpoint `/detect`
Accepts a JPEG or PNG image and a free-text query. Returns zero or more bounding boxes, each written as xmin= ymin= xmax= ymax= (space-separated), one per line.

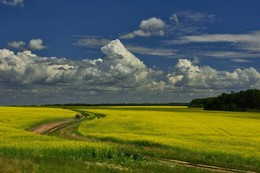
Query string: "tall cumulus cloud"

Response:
xmin=0 ymin=39 xmax=164 ymax=91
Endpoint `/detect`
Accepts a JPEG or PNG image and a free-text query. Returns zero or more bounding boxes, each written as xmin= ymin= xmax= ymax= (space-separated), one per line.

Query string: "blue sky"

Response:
xmin=0 ymin=0 xmax=260 ymax=104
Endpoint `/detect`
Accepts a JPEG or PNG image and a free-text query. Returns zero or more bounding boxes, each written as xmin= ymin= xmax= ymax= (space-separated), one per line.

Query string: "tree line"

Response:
xmin=42 ymin=102 xmax=188 ymax=107
xmin=189 ymin=89 xmax=260 ymax=111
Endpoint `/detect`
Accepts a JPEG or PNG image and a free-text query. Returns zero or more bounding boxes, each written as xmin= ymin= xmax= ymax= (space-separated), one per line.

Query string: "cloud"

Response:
xmin=192 ymin=57 xmax=200 ymax=65
xmin=0 ymin=39 xmax=163 ymax=91
xmin=7 ymin=41 xmax=26 ymax=50
xmin=139 ymin=17 xmax=165 ymax=31
xmin=172 ymin=33 xmax=254 ymax=44
xmin=177 ymin=11 xmax=215 ymax=23
xmin=164 ymin=30 xmax=260 ymax=59
xmin=120 ymin=17 xmax=166 ymax=39
xmin=73 ymin=37 xmax=111 ymax=47
xmin=73 ymin=36 xmax=176 ymax=57
xmin=28 ymin=39 xmax=47 ymax=50
xmin=167 ymin=59 xmax=260 ymax=90
xmin=0 ymin=39 xmax=259 ymax=104
xmin=126 ymin=45 xmax=176 ymax=56
xmin=167 ymin=11 xmax=215 ymax=36
xmin=120 ymin=11 xmax=214 ymax=39
xmin=203 ymin=51 xmax=260 ymax=58
xmin=231 ymin=59 xmax=253 ymax=63
xmin=0 ymin=0 xmax=23 ymax=6
xmin=170 ymin=31 xmax=260 ymax=50
xmin=169 ymin=14 xmax=179 ymax=24
xmin=7 ymin=39 xmax=47 ymax=51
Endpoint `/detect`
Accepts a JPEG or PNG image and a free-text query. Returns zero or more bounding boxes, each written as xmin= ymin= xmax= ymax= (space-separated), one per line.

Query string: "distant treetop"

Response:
xmin=189 ymin=89 xmax=260 ymax=111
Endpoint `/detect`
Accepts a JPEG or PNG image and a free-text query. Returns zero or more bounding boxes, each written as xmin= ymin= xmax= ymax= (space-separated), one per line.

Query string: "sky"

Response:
xmin=0 ymin=0 xmax=260 ymax=105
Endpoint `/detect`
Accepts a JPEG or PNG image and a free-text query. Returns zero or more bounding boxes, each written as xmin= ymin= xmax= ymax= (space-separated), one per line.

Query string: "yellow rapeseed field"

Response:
xmin=0 ymin=106 xmax=210 ymax=173
xmin=1 ymin=106 xmax=259 ymax=172
xmin=78 ymin=106 xmax=260 ymax=170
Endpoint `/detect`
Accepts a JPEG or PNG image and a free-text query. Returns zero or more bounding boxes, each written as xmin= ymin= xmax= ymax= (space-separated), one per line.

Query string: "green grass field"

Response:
xmin=0 ymin=106 xmax=259 ymax=172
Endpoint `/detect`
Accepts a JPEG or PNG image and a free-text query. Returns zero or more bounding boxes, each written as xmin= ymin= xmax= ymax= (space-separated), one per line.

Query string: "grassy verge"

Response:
xmin=0 ymin=156 xmax=210 ymax=173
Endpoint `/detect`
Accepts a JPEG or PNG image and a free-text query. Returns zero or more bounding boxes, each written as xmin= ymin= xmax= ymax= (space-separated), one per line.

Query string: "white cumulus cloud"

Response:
xmin=7 ymin=39 xmax=47 ymax=51
xmin=167 ymin=59 xmax=260 ymax=90
xmin=120 ymin=17 xmax=166 ymax=39
xmin=28 ymin=39 xmax=47 ymax=50
xmin=7 ymin=41 xmax=26 ymax=50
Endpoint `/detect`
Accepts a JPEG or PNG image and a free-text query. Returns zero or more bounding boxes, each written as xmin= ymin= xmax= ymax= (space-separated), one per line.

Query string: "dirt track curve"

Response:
xmin=30 ymin=118 xmax=77 ymax=134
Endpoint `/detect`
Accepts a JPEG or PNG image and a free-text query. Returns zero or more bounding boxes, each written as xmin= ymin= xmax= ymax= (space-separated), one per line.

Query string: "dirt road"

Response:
xmin=29 ymin=118 xmax=77 ymax=134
